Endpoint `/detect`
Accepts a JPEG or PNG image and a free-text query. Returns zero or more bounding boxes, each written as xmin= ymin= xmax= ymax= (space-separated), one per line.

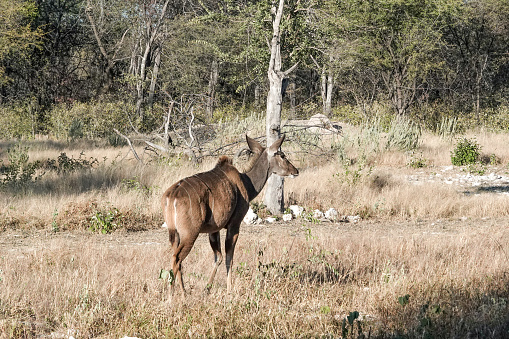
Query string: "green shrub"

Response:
xmin=0 ymin=101 xmax=37 ymax=139
xmin=0 ymin=144 xmax=41 ymax=190
xmin=48 ymin=101 xmax=132 ymax=140
xmin=89 ymin=203 xmax=123 ymax=234
xmin=451 ymin=138 xmax=481 ymax=166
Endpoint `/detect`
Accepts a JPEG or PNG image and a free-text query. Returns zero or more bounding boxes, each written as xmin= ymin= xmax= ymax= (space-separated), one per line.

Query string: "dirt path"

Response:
xmin=1 ymin=216 xmax=504 ymax=253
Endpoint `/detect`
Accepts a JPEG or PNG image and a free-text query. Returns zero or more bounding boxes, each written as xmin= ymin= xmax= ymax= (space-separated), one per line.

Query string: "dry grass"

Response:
xmin=1 ymin=127 xmax=509 ymax=337
xmin=1 ymin=220 xmax=508 ymax=338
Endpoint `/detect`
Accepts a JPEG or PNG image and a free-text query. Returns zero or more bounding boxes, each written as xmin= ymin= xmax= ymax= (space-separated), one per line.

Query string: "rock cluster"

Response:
xmin=242 ymin=205 xmax=360 ymax=225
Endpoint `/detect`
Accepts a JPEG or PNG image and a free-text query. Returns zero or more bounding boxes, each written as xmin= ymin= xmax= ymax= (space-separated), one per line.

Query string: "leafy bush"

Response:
xmin=0 ymin=144 xmax=41 ymax=190
xmin=42 ymin=152 xmax=98 ymax=174
xmin=48 ymin=101 xmax=132 ymax=140
xmin=89 ymin=203 xmax=123 ymax=234
xmin=0 ymin=100 xmax=37 ymax=139
xmin=451 ymin=138 xmax=481 ymax=166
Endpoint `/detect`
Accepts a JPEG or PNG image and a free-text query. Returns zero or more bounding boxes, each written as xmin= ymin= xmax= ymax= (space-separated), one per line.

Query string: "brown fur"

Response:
xmin=161 ymin=135 xmax=298 ymax=296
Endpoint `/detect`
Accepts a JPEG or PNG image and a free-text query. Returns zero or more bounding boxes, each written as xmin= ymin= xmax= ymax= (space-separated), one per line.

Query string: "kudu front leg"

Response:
xmin=225 ymin=228 xmax=239 ymax=294
xmin=205 ymin=231 xmax=222 ymax=293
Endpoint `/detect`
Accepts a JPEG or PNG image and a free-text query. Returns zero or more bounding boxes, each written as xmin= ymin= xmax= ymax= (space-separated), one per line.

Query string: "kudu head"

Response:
xmin=246 ymin=134 xmax=299 ymax=178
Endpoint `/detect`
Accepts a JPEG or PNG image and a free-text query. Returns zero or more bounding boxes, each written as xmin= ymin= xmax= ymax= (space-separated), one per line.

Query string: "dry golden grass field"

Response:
xmin=1 ymin=123 xmax=509 ymax=338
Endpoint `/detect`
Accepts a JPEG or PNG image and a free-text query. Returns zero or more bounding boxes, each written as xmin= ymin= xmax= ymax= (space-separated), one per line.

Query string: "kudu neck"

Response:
xmin=242 ymin=151 xmax=271 ymax=201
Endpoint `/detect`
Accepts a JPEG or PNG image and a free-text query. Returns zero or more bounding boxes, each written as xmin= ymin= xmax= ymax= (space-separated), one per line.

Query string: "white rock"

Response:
xmin=265 ymin=217 xmax=277 ymax=223
xmin=313 ymin=209 xmax=324 ymax=219
xmin=282 ymin=213 xmax=293 ymax=222
xmin=243 ymin=208 xmax=259 ymax=224
xmin=324 ymin=208 xmax=338 ymax=220
xmin=161 ymin=222 xmax=167 ymax=228
xmin=347 ymin=215 xmax=361 ymax=223
xmin=289 ymin=205 xmax=304 ymax=217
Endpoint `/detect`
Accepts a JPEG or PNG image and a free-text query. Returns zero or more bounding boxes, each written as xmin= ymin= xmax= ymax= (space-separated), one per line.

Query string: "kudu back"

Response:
xmin=161 ymin=135 xmax=298 ymax=295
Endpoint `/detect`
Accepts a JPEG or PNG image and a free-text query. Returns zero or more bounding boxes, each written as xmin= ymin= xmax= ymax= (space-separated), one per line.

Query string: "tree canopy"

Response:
xmin=0 ymin=0 xmax=508 ymax=138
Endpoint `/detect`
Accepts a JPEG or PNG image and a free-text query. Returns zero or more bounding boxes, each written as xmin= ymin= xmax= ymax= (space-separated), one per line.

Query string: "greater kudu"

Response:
xmin=161 ymin=135 xmax=298 ymax=295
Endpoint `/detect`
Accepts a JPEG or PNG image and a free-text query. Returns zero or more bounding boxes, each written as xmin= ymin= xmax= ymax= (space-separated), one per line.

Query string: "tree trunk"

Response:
xmin=254 ymin=84 xmax=261 ymax=107
xmin=206 ymin=59 xmax=218 ymax=121
xmin=263 ymin=0 xmax=298 ymax=215
xmin=288 ymin=78 xmax=296 ymax=115
xmin=147 ymin=45 xmax=161 ymax=109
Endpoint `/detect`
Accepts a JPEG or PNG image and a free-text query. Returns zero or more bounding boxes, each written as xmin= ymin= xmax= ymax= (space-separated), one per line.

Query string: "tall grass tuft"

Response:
xmin=386 ymin=116 xmax=421 ymax=151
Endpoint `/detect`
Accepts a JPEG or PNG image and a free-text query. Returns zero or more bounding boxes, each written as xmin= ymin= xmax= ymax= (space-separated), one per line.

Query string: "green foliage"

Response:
xmin=44 ymin=152 xmax=99 ymax=174
xmin=0 ymin=100 xmax=37 ymax=139
xmin=451 ymin=138 xmax=481 ymax=166
xmin=407 ymin=151 xmax=428 ymax=168
xmin=121 ymin=177 xmax=158 ymax=196
xmin=89 ymin=203 xmax=123 ymax=234
xmin=158 ymin=269 xmax=175 ymax=286
xmin=340 ymin=311 xmax=368 ymax=339
xmin=0 ymin=143 xmax=41 ymax=190
xmin=0 ymin=0 xmax=43 ymax=85
xmin=48 ymin=101 xmax=132 ymax=140
xmin=51 ymin=209 xmax=59 ymax=233
xmin=398 ymin=294 xmax=410 ymax=307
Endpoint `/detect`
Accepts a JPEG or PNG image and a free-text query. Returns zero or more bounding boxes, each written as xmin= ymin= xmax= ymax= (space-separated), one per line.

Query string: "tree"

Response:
xmin=85 ymin=0 xmax=131 ymax=96
xmin=442 ymin=0 xmax=509 ymax=122
xmin=0 ymin=0 xmax=42 ymax=88
xmin=325 ymin=0 xmax=461 ymax=116
xmin=263 ymin=0 xmax=298 ymax=215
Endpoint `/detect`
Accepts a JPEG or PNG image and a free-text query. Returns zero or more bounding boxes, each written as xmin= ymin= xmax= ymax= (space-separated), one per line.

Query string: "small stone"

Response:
xmin=243 ymin=208 xmax=259 ymax=224
xmin=347 ymin=215 xmax=361 ymax=223
xmin=161 ymin=222 xmax=167 ymax=228
xmin=282 ymin=213 xmax=293 ymax=222
xmin=325 ymin=208 xmax=338 ymax=220
xmin=313 ymin=210 xmax=324 ymax=219
xmin=289 ymin=205 xmax=304 ymax=217
xmin=265 ymin=217 xmax=277 ymax=223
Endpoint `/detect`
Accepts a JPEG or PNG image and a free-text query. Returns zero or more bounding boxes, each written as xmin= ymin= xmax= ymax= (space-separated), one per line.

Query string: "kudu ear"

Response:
xmin=246 ymin=135 xmax=264 ymax=154
xmin=267 ymin=134 xmax=285 ymax=155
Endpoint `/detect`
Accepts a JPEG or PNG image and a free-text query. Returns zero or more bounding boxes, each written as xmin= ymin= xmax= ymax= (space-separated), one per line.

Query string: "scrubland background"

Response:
xmin=1 ymin=113 xmax=509 ymax=338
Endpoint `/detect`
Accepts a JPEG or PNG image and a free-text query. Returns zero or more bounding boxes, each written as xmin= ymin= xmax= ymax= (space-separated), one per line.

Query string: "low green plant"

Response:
xmin=44 ymin=152 xmax=99 ymax=174
xmin=340 ymin=311 xmax=367 ymax=339
xmin=466 ymin=163 xmax=486 ymax=175
xmin=52 ymin=209 xmax=59 ymax=233
xmin=0 ymin=144 xmax=41 ymax=190
xmin=89 ymin=203 xmax=123 ymax=234
xmin=451 ymin=137 xmax=481 ymax=166
xmin=408 ymin=152 xmax=428 ymax=168
xmin=121 ymin=177 xmax=158 ymax=195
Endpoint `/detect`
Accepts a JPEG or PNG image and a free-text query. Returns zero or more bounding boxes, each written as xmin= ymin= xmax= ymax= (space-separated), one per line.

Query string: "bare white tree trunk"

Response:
xmin=263 ymin=0 xmax=298 ymax=215
xmin=321 ymin=66 xmax=334 ymax=116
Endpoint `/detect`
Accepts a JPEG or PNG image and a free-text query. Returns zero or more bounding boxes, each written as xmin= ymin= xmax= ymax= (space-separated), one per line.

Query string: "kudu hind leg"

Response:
xmin=225 ymin=228 xmax=240 ymax=294
xmin=168 ymin=229 xmax=180 ymax=296
xmin=205 ymin=232 xmax=222 ymax=292
xmin=172 ymin=234 xmax=198 ymax=294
